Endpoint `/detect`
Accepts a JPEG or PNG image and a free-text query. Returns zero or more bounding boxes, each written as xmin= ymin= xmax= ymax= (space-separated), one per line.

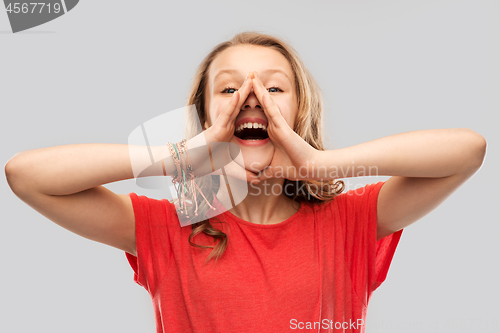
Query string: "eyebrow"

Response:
xmin=213 ymin=68 xmax=292 ymax=84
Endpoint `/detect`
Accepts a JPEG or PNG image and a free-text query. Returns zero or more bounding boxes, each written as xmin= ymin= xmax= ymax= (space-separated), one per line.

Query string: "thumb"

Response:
xmin=245 ymin=169 xmax=261 ymax=184
xmin=216 ymin=161 xmax=261 ymax=185
xmin=257 ymin=166 xmax=275 ymax=181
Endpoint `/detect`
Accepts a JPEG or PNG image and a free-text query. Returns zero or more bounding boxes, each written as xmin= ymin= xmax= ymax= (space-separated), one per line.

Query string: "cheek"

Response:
xmin=277 ymin=101 xmax=298 ymax=128
xmin=206 ymin=100 xmax=224 ymax=127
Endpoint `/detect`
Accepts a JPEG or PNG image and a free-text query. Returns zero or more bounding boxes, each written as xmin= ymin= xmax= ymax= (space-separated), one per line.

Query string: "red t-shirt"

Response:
xmin=125 ymin=181 xmax=403 ymax=332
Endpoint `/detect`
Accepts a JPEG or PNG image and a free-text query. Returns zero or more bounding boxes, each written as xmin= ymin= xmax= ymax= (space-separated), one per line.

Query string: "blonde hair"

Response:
xmin=183 ymin=31 xmax=344 ymax=263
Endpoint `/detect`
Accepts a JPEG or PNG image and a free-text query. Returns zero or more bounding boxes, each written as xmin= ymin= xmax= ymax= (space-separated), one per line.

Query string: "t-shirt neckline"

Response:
xmin=221 ymin=201 xmax=306 ymax=229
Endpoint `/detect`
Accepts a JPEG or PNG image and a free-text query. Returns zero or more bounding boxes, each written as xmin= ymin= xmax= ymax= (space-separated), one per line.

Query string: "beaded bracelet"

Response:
xmin=166 ymin=139 xmax=216 ymax=220
xmin=166 ymin=142 xmax=181 ymax=183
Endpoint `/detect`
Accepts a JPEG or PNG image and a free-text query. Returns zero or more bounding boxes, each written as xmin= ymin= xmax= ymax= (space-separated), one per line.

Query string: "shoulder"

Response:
xmin=127 ymin=193 xmax=179 ymax=226
xmin=301 ymin=181 xmax=385 ymax=219
xmin=332 ymin=181 xmax=385 ymax=208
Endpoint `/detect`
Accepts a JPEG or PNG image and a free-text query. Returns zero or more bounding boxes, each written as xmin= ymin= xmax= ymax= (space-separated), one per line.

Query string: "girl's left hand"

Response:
xmin=250 ymin=72 xmax=320 ymax=181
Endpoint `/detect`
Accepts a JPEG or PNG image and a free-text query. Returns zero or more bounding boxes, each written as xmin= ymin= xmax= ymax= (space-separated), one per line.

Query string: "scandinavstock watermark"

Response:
xmin=290 ymin=318 xmax=364 ymax=330
xmin=247 ymin=161 xmax=379 ymax=197
xmin=4 ymin=0 xmax=79 ymax=33
xmin=250 ymin=161 xmax=379 ymax=180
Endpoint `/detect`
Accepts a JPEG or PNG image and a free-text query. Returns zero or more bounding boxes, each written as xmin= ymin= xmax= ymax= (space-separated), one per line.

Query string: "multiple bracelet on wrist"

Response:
xmin=166 ymin=139 xmax=216 ymax=220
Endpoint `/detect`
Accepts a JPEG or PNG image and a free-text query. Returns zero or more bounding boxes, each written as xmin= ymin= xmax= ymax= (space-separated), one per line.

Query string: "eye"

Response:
xmin=221 ymin=87 xmax=237 ymax=94
xmin=268 ymin=86 xmax=283 ymax=93
xmin=221 ymin=86 xmax=283 ymax=94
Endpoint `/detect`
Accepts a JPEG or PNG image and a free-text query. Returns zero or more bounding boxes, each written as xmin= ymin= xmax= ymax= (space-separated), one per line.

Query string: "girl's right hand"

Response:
xmin=202 ymin=72 xmax=255 ymax=143
xmin=186 ymin=73 xmax=261 ymax=184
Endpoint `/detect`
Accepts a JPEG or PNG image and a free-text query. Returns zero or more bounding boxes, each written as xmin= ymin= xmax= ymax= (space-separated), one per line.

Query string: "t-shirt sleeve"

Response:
xmin=125 ymin=193 xmax=174 ymax=295
xmin=340 ymin=181 xmax=403 ymax=304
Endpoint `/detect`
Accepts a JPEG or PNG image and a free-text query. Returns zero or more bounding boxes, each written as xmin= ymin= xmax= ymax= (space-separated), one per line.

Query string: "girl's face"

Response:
xmin=204 ymin=44 xmax=299 ymax=173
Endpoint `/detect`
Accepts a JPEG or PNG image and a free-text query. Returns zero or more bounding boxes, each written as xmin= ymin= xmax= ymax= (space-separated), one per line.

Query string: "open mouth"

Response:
xmin=234 ymin=122 xmax=269 ymax=141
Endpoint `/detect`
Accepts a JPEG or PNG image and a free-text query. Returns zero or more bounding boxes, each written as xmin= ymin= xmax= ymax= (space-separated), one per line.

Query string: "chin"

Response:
xmin=230 ymin=137 xmax=274 ymax=173
xmin=242 ymin=148 xmax=274 ymax=173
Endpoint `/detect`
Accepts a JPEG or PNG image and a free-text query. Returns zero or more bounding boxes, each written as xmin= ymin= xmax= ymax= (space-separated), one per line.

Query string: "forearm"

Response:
xmin=5 ymin=143 xmax=174 ymax=196
xmin=315 ymin=128 xmax=486 ymax=179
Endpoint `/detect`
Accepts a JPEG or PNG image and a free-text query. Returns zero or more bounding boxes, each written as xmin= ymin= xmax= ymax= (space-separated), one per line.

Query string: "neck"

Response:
xmin=229 ymin=179 xmax=300 ymax=225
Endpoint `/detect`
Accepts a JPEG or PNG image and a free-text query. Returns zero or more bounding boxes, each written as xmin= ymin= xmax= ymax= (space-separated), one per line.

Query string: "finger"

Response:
xmin=212 ymin=160 xmax=261 ymax=184
xmin=245 ymin=169 xmax=261 ymax=184
xmin=214 ymin=90 xmax=240 ymax=126
xmin=229 ymin=73 xmax=254 ymax=123
xmin=257 ymin=166 xmax=275 ymax=181
xmin=216 ymin=74 xmax=254 ymax=127
xmin=251 ymin=73 xmax=288 ymax=128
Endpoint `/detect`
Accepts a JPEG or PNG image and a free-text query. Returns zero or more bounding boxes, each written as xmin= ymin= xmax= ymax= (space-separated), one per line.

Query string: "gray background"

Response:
xmin=1 ymin=0 xmax=498 ymax=332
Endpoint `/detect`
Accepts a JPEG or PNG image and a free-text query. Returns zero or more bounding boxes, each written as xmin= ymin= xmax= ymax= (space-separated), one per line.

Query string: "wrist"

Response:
xmin=310 ymin=149 xmax=339 ymax=181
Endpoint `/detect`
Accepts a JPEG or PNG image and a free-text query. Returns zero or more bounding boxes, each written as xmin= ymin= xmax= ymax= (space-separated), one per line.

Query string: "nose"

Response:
xmin=242 ymin=89 xmax=262 ymax=110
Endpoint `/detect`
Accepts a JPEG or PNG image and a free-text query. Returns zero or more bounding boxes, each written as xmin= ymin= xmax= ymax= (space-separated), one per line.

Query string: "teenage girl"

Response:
xmin=5 ymin=32 xmax=486 ymax=333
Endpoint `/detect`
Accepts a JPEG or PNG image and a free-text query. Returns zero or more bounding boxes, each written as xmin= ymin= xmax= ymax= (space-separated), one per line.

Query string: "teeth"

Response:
xmin=235 ymin=122 xmax=267 ymax=132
